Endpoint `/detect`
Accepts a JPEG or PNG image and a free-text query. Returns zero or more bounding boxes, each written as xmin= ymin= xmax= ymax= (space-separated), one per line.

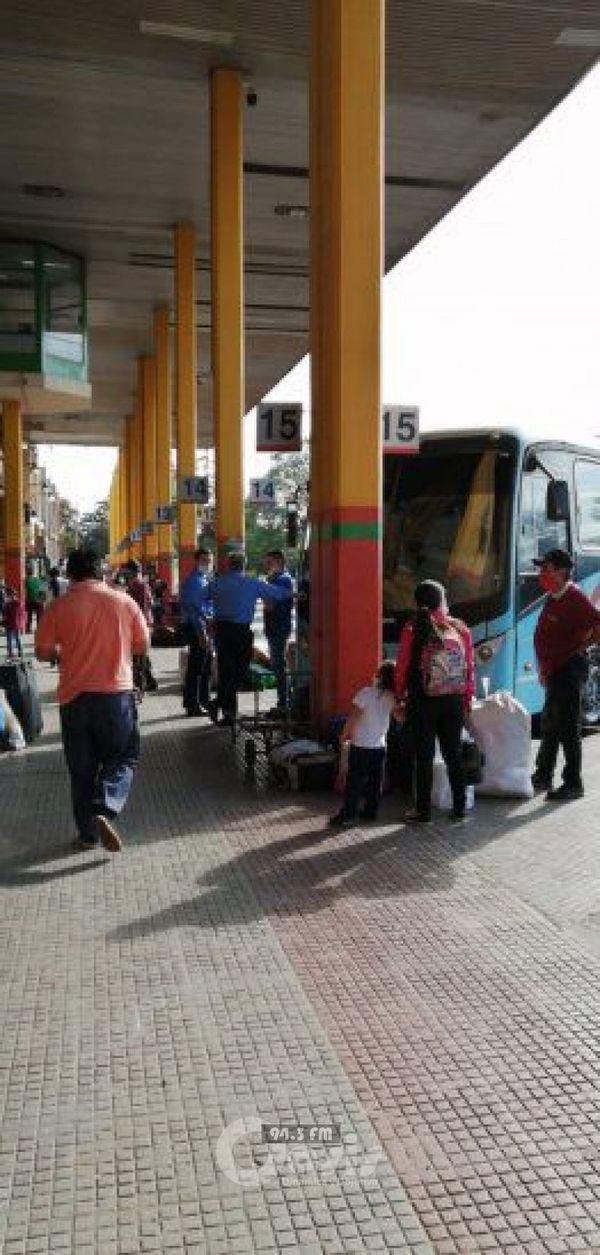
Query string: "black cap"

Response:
xmin=532 ymin=548 xmax=573 ymax=570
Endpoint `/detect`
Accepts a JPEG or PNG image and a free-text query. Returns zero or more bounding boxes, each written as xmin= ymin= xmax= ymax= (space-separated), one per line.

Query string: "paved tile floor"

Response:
xmin=1 ymin=647 xmax=600 ymax=1254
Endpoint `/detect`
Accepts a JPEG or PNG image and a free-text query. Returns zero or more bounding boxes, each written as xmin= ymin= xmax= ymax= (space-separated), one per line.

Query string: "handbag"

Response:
xmin=461 ymin=736 xmax=484 ymax=786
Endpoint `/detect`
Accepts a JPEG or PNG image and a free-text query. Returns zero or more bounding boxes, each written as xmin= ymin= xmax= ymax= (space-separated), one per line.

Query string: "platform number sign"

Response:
xmin=155 ymin=504 xmax=176 ymax=524
xmin=257 ymin=402 xmax=302 ymax=452
xmin=382 ymin=405 xmax=420 ymax=454
xmin=249 ymin=477 xmax=276 ymax=506
xmin=179 ymin=475 xmax=209 ymax=504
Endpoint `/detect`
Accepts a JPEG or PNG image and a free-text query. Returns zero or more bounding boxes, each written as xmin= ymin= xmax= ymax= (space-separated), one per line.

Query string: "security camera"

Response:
xmin=246 ymin=87 xmax=258 ymax=107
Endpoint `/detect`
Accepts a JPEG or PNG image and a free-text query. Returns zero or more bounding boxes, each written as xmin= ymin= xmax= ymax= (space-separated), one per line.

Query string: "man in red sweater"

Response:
xmin=532 ymin=549 xmax=600 ymax=800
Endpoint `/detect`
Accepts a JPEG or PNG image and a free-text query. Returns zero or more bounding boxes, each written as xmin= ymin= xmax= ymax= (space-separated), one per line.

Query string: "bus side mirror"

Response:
xmin=547 ymin=479 xmax=569 ymax=522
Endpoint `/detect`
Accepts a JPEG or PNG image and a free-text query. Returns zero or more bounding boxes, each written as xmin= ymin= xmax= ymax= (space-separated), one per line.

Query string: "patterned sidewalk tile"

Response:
xmin=1 ymin=649 xmax=600 ymax=1253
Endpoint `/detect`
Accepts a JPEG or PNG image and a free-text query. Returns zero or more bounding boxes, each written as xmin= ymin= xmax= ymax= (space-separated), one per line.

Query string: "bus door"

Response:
xmin=515 ymin=455 xmax=571 ymax=713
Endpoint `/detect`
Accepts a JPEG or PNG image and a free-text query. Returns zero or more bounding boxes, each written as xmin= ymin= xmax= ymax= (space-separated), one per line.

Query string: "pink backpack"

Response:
xmin=419 ymin=621 xmax=468 ymax=697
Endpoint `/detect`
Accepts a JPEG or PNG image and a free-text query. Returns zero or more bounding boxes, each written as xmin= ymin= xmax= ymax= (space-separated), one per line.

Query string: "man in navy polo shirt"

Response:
xmin=205 ymin=551 xmax=293 ymax=725
xmin=532 ymin=548 xmax=600 ymax=800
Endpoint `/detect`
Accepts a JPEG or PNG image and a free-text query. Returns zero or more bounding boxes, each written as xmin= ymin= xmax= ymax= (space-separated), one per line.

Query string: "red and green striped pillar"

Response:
xmin=309 ymin=0 xmax=384 ymax=725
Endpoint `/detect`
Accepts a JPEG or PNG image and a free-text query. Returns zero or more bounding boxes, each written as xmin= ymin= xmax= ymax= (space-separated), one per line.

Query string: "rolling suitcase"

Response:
xmin=0 ymin=660 xmax=43 ymax=743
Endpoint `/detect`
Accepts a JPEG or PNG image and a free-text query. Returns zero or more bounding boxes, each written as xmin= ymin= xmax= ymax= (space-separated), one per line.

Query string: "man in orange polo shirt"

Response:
xmin=35 ymin=547 xmax=150 ymax=852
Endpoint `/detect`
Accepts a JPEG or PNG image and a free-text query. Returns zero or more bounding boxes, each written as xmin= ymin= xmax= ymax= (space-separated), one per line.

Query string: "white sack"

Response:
xmin=0 ymin=690 xmax=26 ymax=751
xmin=468 ymin=690 xmax=533 ymax=798
xmin=269 ymin=739 xmax=323 ymax=768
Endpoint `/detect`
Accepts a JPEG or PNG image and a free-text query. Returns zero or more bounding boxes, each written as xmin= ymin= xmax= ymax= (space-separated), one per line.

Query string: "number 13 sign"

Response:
xmin=257 ymin=402 xmax=303 ymax=452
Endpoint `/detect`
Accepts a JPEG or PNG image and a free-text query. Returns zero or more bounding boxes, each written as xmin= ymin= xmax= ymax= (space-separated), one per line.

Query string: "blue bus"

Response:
xmin=383 ymin=427 xmax=600 ymax=725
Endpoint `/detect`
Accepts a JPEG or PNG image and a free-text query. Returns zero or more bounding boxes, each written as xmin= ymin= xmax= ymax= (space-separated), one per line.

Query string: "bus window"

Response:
xmin=575 ymin=460 xmax=600 ymax=549
xmin=383 ymin=439 xmax=514 ymax=627
xmin=518 ymin=470 xmax=569 ymax=613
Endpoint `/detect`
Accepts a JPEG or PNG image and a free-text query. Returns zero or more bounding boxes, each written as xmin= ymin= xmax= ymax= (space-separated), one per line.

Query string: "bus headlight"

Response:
xmin=475 ymin=635 xmax=505 ymax=665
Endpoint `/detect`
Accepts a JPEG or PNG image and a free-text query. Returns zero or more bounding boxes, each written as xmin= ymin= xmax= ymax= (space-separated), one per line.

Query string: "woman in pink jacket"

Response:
xmin=395 ymin=580 xmax=475 ymax=825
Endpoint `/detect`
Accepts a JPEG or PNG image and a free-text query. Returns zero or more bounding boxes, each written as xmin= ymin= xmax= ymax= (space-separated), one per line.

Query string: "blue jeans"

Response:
xmin=6 ymin=629 xmax=23 ymax=659
xmin=60 ymin=692 xmax=140 ymax=841
xmin=266 ymin=632 xmax=289 ymax=708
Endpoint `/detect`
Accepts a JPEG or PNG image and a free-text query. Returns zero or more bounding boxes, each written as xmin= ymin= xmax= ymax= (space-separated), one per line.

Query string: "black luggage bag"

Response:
xmin=0 ymin=661 xmax=43 ymax=743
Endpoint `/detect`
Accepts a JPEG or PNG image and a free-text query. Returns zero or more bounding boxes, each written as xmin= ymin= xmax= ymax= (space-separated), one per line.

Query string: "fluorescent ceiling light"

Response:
xmin=555 ymin=28 xmax=600 ymax=48
xmin=139 ymin=20 xmax=234 ymax=48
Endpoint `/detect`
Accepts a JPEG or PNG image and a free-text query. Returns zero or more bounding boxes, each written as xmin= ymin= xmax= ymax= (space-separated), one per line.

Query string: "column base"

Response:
xmin=312 ymin=507 xmax=382 ymax=727
xmin=157 ymin=555 xmax=174 ymax=593
xmin=5 ymin=548 xmax=25 ymax=597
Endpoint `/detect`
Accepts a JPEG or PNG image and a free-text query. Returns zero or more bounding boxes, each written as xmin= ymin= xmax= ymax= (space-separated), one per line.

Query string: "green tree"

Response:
xmin=58 ymin=500 xmax=81 ymax=557
xmin=244 ymin=448 xmax=309 ymax=573
xmin=79 ymin=499 xmax=109 ymax=557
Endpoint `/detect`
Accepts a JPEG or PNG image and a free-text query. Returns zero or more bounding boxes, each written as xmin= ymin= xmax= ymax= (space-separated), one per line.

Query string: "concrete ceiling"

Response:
xmin=0 ymin=0 xmax=597 ymax=446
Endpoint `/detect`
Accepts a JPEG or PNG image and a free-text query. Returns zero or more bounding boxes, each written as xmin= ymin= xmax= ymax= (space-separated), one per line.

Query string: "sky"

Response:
xmin=40 ymin=61 xmax=600 ymax=511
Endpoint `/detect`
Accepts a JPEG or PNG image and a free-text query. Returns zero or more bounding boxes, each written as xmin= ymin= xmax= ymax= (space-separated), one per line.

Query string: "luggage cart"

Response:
xmin=232 ymin=663 xmax=312 ymax=767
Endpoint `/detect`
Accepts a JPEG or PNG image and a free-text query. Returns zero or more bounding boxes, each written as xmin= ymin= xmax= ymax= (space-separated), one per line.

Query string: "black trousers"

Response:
xmin=410 ymin=693 xmax=465 ymax=818
xmin=181 ymin=622 xmax=211 ymax=711
xmin=215 ymin=621 xmax=253 ymax=719
xmin=340 ymin=745 xmax=386 ymax=819
xmin=535 ymin=656 xmax=588 ymax=788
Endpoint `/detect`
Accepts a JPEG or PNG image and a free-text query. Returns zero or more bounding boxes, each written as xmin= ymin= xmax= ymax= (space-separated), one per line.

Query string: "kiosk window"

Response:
xmin=0 ymin=243 xmax=36 ymax=357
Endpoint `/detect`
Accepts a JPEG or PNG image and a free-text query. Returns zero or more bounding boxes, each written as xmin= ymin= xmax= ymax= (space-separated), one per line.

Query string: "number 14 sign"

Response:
xmin=257 ymin=402 xmax=302 ymax=452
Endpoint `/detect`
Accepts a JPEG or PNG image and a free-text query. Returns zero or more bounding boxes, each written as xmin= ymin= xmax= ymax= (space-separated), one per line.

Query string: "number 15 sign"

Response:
xmin=382 ymin=405 xmax=420 ymax=454
xmin=257 ymin=402 xmax=303 ymax=452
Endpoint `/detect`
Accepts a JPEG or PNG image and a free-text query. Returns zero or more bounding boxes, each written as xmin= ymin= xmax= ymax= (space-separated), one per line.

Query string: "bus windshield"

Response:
xmin=383 ymin=436 xmax=516 ymax=628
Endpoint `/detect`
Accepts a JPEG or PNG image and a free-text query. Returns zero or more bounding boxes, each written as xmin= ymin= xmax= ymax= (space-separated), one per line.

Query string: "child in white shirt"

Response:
xmin=329 ymin=661 xmax=397 ymax=829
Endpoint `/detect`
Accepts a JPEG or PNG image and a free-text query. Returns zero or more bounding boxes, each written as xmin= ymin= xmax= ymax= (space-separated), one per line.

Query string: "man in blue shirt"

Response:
xmin=179 ymin=548 xmax=213 ymax=716
xmin=206 ymin=551 xmax=293 ymax=724
xmin=263 ymin=549 xmax=294 ymax=711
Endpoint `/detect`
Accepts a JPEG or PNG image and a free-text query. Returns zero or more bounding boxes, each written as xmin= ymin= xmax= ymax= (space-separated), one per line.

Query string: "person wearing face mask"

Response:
xmin=179 ymin=547 xmax=214 ymax=717
xmin=395 ymin=580 xmax=475 ymax=824
xmin=531 ymin=549 xmax=600 ymax=800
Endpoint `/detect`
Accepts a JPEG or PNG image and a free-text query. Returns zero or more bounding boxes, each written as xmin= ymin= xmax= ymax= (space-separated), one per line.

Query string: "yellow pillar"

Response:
xmin=211 ymin=68 xmax=244 ymax=560
xmin=119 ymin=440 xmax=130 ymax=563
xmin=141 ymin=355 xmax=158 ymax=566
xmin=2 ymin=400 xmax=25 ymax=594
xmin=310 ymin=0 xmax=384 ymax=723
xmin=154 ymin=304 xmax=173 ymax=589
xmin=174 ymin=223 xmax=197 ymax=585
xmin=130 ymin=393 xmax=144 ymax=561
xmin=109 ymin=470 xmax=117 ymax=562
xmin=124 ymin=413 xmax=136 ymax=562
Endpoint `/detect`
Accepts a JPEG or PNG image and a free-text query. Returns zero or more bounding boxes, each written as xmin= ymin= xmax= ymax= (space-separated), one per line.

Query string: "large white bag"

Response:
xmin=468 ymin=691 xmax=533 ymax=798
xmin=0 ymin=690 xmax=26 ymax=751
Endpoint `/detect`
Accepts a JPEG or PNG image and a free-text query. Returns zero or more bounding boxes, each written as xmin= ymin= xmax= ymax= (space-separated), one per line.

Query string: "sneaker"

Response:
xmin=449 ymin=811 xmax=467 ymax=825
xmin=184 ymin=705 xmax=203 ymax=717
xmin=93 ymin=814 xmax=122 ymax=852
xmin=328 ymin=813 xmax=355 ymax=829
xmin=546 ymin=783 xmax=584 ymax=802
xmin=531 ymin=772 xmax=552 ymax=793
xmin=403 ymin=808 xmax=432 ymax=825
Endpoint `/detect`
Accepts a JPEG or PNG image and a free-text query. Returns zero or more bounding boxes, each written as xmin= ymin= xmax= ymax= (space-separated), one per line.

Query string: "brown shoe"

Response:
xmin=94 ymin=814 xmax=122 ymax=853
